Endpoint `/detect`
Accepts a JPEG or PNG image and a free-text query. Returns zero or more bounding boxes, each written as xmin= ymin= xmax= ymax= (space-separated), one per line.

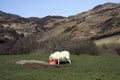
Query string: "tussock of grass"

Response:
xmin=0 ymin=55 xmax=120 ymax=80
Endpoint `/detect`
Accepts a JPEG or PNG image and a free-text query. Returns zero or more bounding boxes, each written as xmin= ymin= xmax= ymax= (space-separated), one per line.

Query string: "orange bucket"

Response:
xmin=48 ymin=60 xmax=57 ymax=65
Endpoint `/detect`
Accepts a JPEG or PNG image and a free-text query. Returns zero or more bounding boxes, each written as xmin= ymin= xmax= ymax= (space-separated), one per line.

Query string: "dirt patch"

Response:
xmin=16 ymin=60 xmax=62 ymax=68
xmin=16 ymin=60 xmax=48 ymax=65
xmin=23 ymin=63 xmax=61 ymax=69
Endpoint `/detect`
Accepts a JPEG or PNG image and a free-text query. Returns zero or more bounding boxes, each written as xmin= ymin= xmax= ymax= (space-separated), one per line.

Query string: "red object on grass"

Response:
xmin=49 ymin=59 xmax=57 ymax=65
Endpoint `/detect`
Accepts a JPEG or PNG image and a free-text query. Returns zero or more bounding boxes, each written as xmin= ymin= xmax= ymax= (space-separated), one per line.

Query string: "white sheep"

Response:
xmin=49 ymin=51 xmax=71 ymax=65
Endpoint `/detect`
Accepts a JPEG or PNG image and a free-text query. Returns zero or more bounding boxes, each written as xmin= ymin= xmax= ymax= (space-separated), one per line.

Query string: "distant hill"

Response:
xmin=43 ymin=2 xmax=120 ymax=40
xmin=0 ymin=2 xmax=120 ymax=55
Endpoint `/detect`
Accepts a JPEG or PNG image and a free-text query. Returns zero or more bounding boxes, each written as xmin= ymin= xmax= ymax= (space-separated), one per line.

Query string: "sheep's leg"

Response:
xmin=67 ymin=59 xmax=71 ymax=64
xmin=57 ymin=59 xmax=60 ymax=65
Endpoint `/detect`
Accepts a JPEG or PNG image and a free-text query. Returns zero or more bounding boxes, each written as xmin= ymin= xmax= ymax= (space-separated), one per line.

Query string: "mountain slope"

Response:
xmin=0 ymin=11 xmax=65 ymax=54
xmin=0 ymin=2 xmax=120 ymax=55
xmin=42 ymin=2 xmax=120 ymax=41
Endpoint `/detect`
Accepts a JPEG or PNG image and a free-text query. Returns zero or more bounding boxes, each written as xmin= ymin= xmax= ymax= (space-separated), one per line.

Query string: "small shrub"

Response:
xmin=43 ymin=35 xmax=72 ymax=52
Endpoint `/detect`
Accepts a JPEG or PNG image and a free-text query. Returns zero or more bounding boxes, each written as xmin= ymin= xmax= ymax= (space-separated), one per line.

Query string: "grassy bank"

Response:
xmin=0 ymin=55 xmax=120 ymax=80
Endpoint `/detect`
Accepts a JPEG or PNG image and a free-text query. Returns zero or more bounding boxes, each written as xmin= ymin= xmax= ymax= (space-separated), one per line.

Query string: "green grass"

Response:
xmin=0 ymin=54 xmax=120 ymax=80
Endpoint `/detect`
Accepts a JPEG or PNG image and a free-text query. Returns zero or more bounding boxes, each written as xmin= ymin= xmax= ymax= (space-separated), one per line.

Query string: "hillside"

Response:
xmin=43 ymin=2 xmax=120 ymax=40
xmin=0 ymin=2 xmax=120 ymax=55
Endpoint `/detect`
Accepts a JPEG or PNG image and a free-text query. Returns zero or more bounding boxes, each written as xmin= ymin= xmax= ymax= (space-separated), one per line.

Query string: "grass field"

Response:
xmin=0 ymin=54 xmax=120 ymax=80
